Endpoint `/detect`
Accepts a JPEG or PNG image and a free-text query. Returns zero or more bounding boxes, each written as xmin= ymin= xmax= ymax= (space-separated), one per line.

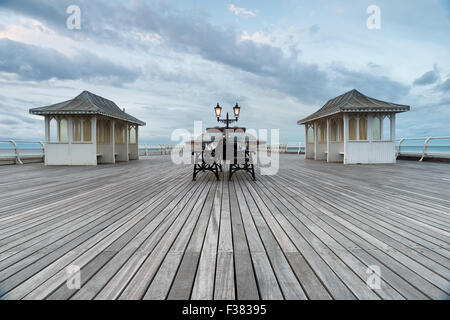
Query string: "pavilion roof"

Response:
xmin=297 ymin=89 xmax=410 ymax=125
xmin=29 ymin=91 xmax=146 ymax=126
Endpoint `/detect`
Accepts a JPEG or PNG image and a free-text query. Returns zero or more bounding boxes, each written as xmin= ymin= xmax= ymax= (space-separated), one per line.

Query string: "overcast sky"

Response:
xmin=0 ymin=0 xmax=449 ymax=144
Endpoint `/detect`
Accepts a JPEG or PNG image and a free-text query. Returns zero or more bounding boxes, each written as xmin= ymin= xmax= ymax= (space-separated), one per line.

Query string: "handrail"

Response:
xmin=420 ymin=137 xmax=432 ymax=162
xmin=0 ymin=140 xmax=45 ymax=165
xmin=138 ymin=142 xmax=306 ymax=156
xmin=138 ymin=144 xmax=179 ymax=156
xmin=396 ymin=136 xmax=450 ymax=161
xmin=9 ymin=140 xmax=23 ymax=165
xmin=397 ymin=138 xmax=405 ymax=156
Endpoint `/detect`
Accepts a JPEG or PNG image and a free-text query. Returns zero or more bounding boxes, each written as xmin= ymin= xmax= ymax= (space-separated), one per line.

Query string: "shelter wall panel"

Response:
xmin=97 ymin=144 xmax=114 ymax=164
xmin=129 ymin=144 xmax=139 ymax=160
xmin=315 ymin=143 xmax=327 ymax=161
xmin=328 ymin=142 xmax=344 ymax=163
xmin=45 ymin=143 xmax=96 ymax=166
xmin=115 ymin=144 xmax=129 ymax=162
xmin=346 ymin=141 xmax=395 ymax=164
xmin=306 ymin=143 xmax=315 ymax=159
xmin=70 ymin=144 xmax=97 ymax=166
xmin=45 ymin=144 xmax=71 ymax=166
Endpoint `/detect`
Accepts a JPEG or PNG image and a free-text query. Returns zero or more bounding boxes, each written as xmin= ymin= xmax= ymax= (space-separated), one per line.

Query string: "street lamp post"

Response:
xmin=213 ymin=102 xmax=242 ymax=164
xmin=215 ymin=103 xmax=240 ymax=129
xmin=189 ymin=102 xmax=254 ymax=181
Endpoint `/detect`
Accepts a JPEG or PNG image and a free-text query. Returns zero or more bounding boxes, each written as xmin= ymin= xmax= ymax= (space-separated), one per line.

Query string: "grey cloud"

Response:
xmin=367 ymin=62 xmax=381 ymax=69
xmin=0 ymin=38 xmax=140 ymax=83
xmin=435 ymin=78 xmax=450 ymax=92
xmin=330 ymin=64 xmax=410 ymax=102
xmin=413 ymin=65 xmax=440 ymax=86
xmin=0 ymin=117 xmax=21 ymax=125
xmin=0 ymin=100 xmax=44 ymax=140
xmin=2 ymin=0 xmax=417 ymax=115
xmin=1 ymin=0 xmax=406 ymax=106
xmin=0 ymin=0 xmax=68 ymax=29
xmin=309 ymin=24 xmax=320 ymax=35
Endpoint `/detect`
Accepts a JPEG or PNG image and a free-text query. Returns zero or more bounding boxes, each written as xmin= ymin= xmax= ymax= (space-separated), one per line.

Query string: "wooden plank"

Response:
xmin=3 ymin=168 xmax=198 ymax=299
xmin=229 ymin=179 xmax=259 ymax=300
xmin=273 ymin=172 xmax=450 ymax=297
xmin=263 ymin=167 xmax=449 ymax=299
xmin=48 ymin=175 xmax=194 ymax=300
xmin=238 ymin=176 xmax=308 ymax=300
xmin=214 ymin=180 xmax=235 ymax=300
xmin=257 ymin=176 xmax=401 ymax=300
xmin=90 ymin=176 xmax=211 ymax=300
xmin=233 ymin=175 xmax=283 ymax=300
xmin=0 ymin=170 xmax=184 ymax=275
xmin=167 ymin=180 xmax=218 ymax=300
xmin=260 ymin=174 xmax=424 ymax=299
xmin=143 ymin=177 xmax=215 ymax=300
xmin=191 ymin=177 xmax=223 ymax=300
xmin=0 ymin=170 xmax=188 ymax=295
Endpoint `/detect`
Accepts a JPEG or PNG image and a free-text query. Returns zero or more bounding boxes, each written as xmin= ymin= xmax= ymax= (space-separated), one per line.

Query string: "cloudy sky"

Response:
xmin=0 ymin=0 xmax=449 ymax=144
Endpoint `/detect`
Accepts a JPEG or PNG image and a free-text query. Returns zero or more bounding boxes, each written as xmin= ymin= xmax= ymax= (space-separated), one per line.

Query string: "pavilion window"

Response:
xmin=83 ymin=118 xmax=92 ymax=142
xmin=59 ymin=118 xmax=69 ymax=143
xmin=330 ymin=120 xmax=337 ymax=142
xmin=359 ymin=116 xmax=368 ymax=140
xmin=104 ymin=120 xmax=111 ymax=143
xmin=117 ymin=125 xmax=121 ymax=143
xmin=115 ymin=123 xmax=125 ymax=144
xmin=372 ymin=116 xmax=382 ymax=140
xmin=318 ymin=123 xmax=326 ymax=143
xmin=73 ymin=118 xmax=82 ymax=142
xmin=130 ymin=126 xmax=137 ymax=144
xmin=49 ymin=118 xmax=58 ymax=142
xmin=307 ymin=126 xmax=314 ymax=143
xmin=382 ymin=115 xmax=391 ymax=140
xmin=317 ymin=124 xmax=321 ymax=142
xmin=115 ymin=123 xmax=119 ymax=143
xmin=97 ymin=120 xmax=102 ymax=143
xmin=349 ymin=116 xmax=357 ymax=141
xmin=338 ymin=118 xmax=344 ymax=142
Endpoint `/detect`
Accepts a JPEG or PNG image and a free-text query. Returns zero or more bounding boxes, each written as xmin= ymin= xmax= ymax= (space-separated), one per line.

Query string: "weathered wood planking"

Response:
xmin=0 ymin=155 xmax=449 ymax=300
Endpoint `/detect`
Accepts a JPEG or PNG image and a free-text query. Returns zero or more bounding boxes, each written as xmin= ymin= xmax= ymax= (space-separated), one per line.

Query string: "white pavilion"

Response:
xmin=297 ymin=89 xmax=410 ymax=164
xmin=30 ymin=91 xmax=146 ymax=166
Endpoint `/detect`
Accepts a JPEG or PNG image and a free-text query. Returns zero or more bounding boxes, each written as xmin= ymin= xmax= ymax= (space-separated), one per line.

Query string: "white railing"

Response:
xmin=139 ymin=144 xmax=179 ymax=156
xmin=0 ymin=140 xmax=45 ymax=165
xmin=263 ymin=142 xmax=305 ymax=154
xmin=139 ymin=142 xmax=306 ymax=156
xmin=397 ymin=137 xmax=450 ymax=161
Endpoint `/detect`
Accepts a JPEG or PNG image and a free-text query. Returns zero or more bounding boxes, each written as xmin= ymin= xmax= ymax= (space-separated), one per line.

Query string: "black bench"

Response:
xmin=192 ymin=137 xmax=255 ymax=181
xmin=228 ymin=139 xmax=256 ymax=181
xmin=192 ymin=141 xmax=222 ymax=181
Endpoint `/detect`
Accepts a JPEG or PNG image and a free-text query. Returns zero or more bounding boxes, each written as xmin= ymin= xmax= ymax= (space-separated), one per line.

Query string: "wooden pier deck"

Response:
xmin=0 ymin=154 xmax=449 ymax=300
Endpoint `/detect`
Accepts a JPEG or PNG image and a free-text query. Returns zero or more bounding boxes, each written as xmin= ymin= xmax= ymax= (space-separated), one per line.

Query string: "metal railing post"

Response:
xmin=38 ymin=141 xmax=45 ymax=162
xmin=420 ymin=137 xmax=432 ymax=162
xmin=9 ymin=140 xmax=23 ymax=165
xmin=397 ymin=138 xmax=405 ymax=157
